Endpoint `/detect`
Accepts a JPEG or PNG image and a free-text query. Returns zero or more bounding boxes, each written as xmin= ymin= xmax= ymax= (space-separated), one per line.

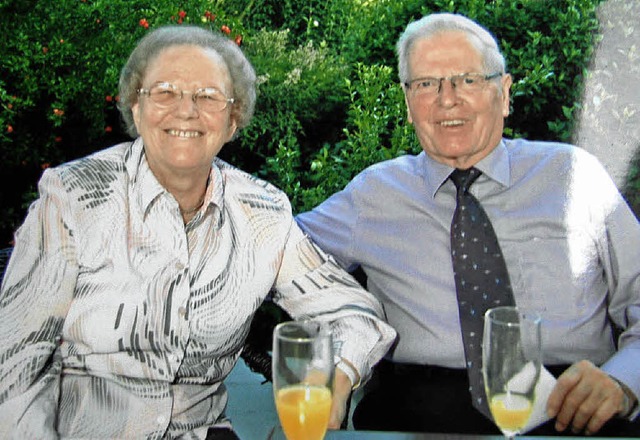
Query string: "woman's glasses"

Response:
xmin=137 ymin=82 xmax=234 ymax=112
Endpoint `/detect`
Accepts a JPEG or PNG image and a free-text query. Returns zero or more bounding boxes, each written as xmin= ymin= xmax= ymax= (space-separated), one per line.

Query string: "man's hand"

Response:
xmin=328 ymin=368 xmax=352 ymax=429
xmin=546 ymin=360 xmax=629 ymax=435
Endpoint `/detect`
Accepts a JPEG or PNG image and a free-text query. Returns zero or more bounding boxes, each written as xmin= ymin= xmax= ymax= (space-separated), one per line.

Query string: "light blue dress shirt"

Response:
xmin=297 ymin=137 xmax=640 ymax=405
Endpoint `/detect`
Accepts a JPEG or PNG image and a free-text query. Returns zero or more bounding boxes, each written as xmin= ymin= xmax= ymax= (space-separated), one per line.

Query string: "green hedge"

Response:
xmin=0 ymin=0 xmax=608 ymax=245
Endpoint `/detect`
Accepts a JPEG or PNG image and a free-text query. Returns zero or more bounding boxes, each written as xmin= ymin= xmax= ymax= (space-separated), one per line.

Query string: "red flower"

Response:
xmin=204 ymin=11 xmax=216 ymax=21
xmin=7 ymin=103 xmax=13 ymax=110
xmin=221 ymin=25 xmax=231 ymax=35
xmin=178 ymin=10 xmax=187 ymax=19
xmin=6 ymin=125 xmax=13 ymax=133
xmin=53 ymin=108 xmax=64 ymax=117
xmin=41 ymin=162 xmax=51 ymax=170
xmin=54 ymin=136 xmax=63 ymax=143
xmin=139 ymin=18 xmax=149 ymax=29
xmin=42 ymin=46 xmax=49 ymax=54
xmin=105 ymin=126 xmax=113 ymax=133
xmin=177 ymin=18 xmax=183 ymax=24
xmin=234 ymin=35 xmax=243 ymax=46
xmin=105 ymin=95 xmax=113 ymax=102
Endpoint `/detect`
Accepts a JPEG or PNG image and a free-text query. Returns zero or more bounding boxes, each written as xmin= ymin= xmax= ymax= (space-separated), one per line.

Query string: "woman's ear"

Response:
xmin=132 ymin=102 xmax=141 ymax=132
xmin=131 ymin=101 xmax=140 ymax=132
xmin=226 ymin=115 xmax=238 ymax=142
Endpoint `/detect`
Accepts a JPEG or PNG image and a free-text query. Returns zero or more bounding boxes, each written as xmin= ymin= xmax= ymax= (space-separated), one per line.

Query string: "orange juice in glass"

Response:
xmin=275 ymin=384 xmax=332 ymax=440
xmin=272 ymin=321 xmax=334 ymax=440
xmin=489 ymin=392 xmax=534 ymax=432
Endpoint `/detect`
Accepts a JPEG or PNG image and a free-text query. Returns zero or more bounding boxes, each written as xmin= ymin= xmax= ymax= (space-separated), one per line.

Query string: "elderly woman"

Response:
xmin=0 ymin=26 xmax=395 ymax=438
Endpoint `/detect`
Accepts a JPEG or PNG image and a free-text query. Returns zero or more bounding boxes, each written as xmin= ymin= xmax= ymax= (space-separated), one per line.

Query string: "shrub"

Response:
xmin=0 ymin=0 xmax=608 ymax=245
xmin=226 ymin=28 xmax=349 ymax=175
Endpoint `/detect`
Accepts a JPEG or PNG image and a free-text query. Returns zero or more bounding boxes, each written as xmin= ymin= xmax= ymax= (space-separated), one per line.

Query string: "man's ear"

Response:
xmin=404 ymin=89 xmax=414 ymax=124
xmin=501 ymin=73 xmax=513 ymax=117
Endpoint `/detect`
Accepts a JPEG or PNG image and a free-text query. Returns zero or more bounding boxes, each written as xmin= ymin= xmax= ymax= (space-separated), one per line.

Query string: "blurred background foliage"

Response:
xmin=3 ymin=0 xmax=637 ymax=248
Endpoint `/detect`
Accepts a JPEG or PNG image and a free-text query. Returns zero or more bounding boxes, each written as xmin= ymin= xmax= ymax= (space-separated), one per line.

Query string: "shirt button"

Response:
xmin=178 ymin=306 xmax=187 ymax=318
xmin=156 ymin=415 xmax=166 ymax=425
xmin=175 ymin=262 xmax=185 ymax=271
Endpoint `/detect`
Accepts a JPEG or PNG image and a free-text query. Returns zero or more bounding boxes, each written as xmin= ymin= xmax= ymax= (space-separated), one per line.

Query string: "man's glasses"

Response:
xmin=404 ymin=72 xmax=502 ymax=97
xmin=137 ymin=82 xmax=235 ymax=112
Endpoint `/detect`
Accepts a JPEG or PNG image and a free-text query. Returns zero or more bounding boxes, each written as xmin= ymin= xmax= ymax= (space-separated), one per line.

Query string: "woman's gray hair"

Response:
xmin=396 ymin=13 xmax=506 ymax=84
xmin=118 ymin=25 xmax=256 ymax=138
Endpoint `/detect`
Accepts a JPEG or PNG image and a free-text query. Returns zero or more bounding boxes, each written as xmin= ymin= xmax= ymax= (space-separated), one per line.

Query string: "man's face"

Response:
xmin=404 ymin=31 xmax=512 ymax=169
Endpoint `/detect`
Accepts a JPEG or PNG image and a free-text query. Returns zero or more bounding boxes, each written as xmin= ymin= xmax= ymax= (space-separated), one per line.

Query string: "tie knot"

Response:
xmin=450 ymin=168 xmax=482 ymax=193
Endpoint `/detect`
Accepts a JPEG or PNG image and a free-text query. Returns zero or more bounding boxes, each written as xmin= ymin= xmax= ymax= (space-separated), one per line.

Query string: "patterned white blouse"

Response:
xmin=0 ymin=138 xmax=396 ymax=439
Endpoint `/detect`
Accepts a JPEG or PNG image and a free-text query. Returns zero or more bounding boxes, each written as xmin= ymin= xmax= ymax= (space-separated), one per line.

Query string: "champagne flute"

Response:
xmin=272 ymin=320 xmax=334 ymax=440
xmin=483 ymin=306 xmax=542 ymax=439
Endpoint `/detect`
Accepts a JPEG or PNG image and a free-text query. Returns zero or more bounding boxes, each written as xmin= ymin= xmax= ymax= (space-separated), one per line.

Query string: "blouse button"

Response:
xmin=178 ymin=306 xmax=187 ymax=318
xmin=156 ymin=415 xmax=166 ymax=425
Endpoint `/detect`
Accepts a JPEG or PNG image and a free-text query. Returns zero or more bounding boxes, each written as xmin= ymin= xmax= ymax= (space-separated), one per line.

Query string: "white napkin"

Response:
xmin=522 ymin=366 xmax=557 ymax=432
xmin=496 ymin=363 xmax=556 ymax=433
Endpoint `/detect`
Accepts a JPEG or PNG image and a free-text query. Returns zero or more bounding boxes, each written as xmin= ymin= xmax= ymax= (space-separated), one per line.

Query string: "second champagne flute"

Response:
xmin=272 ymin=320 xmax=334 ymax=440
xmin=483 ymin=306 xmax=542 ymax=439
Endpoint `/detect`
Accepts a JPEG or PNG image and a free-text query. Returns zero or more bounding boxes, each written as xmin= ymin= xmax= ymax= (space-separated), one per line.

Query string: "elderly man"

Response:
xmin=297 ymin=12 xmax=640 ymax=436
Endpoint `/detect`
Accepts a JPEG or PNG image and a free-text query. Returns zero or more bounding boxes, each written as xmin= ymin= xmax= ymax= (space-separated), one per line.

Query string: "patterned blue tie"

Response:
xmin=450 ymin=168 xmax=515 ymax=420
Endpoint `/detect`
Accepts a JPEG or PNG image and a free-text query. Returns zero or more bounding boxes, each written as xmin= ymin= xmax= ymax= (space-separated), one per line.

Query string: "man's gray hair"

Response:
xmin=396 ymin=13 xmax=506 ymax=84
xmin=118 ymin=25 xmax=256 ymax=138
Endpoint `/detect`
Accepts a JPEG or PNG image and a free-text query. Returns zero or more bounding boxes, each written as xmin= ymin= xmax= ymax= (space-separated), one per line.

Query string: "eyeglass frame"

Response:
xmin=136 ymin=82 xmax=235 ymax=112
xmin=404 ymin=72 xmax=503 ymax=97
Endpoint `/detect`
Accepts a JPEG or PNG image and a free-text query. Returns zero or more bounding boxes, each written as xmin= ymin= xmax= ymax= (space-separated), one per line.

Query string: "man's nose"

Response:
xmin=437 ymin=78 xmax=458 ymax=105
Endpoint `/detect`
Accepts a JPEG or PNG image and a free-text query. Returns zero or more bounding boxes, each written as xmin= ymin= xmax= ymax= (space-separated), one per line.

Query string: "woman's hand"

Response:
xmin=328 ymin=368 xmax=353 ymax=429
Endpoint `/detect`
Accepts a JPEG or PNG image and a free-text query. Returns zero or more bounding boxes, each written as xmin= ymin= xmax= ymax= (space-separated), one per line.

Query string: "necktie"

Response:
xmin=450 ymin=168 xmax=515 ymax=419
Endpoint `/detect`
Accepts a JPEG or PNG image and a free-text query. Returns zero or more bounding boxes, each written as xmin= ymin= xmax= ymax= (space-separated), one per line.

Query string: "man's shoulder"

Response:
xmin=353 ymin=153 xmax=424 ymax=184
xmin=505 ymin=137 xmax=592 ymax=159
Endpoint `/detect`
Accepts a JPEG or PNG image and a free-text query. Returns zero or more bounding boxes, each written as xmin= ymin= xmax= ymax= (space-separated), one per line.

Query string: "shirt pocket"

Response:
xmin=501 ymin=233 xmax=604 ymax=319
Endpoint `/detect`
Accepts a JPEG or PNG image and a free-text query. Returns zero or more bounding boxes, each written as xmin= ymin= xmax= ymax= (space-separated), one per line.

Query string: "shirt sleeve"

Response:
xmin=296 ymin=178 xmax=360 ymax=272
xmin=599 ymin=196 xmax=640 ymax=418
xmin=272 ymin=220 xmax=396 ymax=387
xmin=585 ymin=153 xmax=640 ymax=418
xmin=0 ymin=169 xmax=78 ymax=437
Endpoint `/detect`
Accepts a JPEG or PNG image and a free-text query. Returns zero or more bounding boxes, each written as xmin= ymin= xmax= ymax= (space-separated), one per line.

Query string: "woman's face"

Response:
xmin=132 ymin=45 xmax=237 ymax=181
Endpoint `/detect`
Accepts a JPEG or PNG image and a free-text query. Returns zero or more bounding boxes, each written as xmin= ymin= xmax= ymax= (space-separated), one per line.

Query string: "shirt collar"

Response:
xmin=207 ymin=159 xmax=226 ymax=228
xmin=422 ymin=139 xmax=511 ymax=197
xmin=124 ymin=138 xmax=164 ymax=215
xmin=125 ymin=137 xmax=226 ymax=226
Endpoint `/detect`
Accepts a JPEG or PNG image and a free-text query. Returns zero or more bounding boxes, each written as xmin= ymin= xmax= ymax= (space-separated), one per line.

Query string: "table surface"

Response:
xmin=267 ymin=427 xmax=621 ymax=439
xmin=327 ymin=433 xmax=620 ymax=439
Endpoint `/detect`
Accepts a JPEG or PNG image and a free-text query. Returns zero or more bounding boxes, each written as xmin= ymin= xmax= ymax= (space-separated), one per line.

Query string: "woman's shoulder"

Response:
xmin=54 ymin=141 xmax=132 ymax=182
xmin=213 ymin=158 xmax=291 ymax=211
xmin=40 ymin=142 xmax=134 ymax=213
